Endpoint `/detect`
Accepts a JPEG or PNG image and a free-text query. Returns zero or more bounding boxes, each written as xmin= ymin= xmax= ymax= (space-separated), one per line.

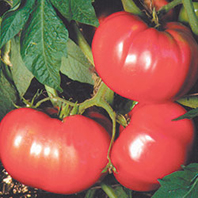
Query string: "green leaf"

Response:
xmin=173 ymin=108 xmax=198 ymax=120
xmin=60 ymin=39 xmax=94 ymax=85
xmin=20 ymin=0 xmax=68 ymax=91
xmin=10 ymin=36 xmax=34 ymax=96
xmin=0 ymin=0 xmax=35 ymax=49
xmin=177 ymin=94 xmax=198 ymax=108
xmin=0 ymin=63 xmax=17 ymax=121
xmin=50 ymin=0 xmax=99 ymax=27
xmin=152 ymin=163 xmax=198 ymax=198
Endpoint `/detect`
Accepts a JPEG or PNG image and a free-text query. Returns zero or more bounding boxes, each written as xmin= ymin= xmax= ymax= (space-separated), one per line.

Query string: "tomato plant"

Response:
xmin=178 ymin=2 xmax=198 ymax=25
xmin=143 ymin=0 xmax=174 ymax=21
xmin=1 ymin=0 xmax=198 ymax=198
xmin=92 ymin=11 xmax=198 ymax=103
xmin=111 ymin=102 xmax=195 ymax=191
xmin=0 ymin=108 xmax=110 ymax=194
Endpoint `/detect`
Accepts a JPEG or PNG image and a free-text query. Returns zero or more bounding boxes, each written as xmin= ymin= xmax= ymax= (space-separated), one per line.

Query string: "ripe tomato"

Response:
xmin=111 ymin=102 xmax=194 ymax=191
xmin=0 ymin=108 xmax=110 ymax=194
xmin=178 ymin=2 xmax=198 ymax=25
xmin=92 ymin=11 xmax=198 ymax=103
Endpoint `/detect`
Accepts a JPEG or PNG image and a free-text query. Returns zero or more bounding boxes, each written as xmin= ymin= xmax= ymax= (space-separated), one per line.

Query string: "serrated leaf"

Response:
xmin=177 ymin=94 xmax=198 ymax=108
xmin=60 ymin=39 xmax=94 ymax=85
xmin=0 ymin=63 xmax=17 ymax=121
xmin=152 ymin=163 xmax=198 ymax=198
xmin=50 ymin=0 xmax=99 ymax=27
xmin=173 ymin=108 xmax=198 ymax=120
xmin=20 ymin=0 xmax=68 ymax=91
xmin=0 ymin=0 xmax=35 ymax=49
xmin=10 ymin=36 xmax=33 ymax=96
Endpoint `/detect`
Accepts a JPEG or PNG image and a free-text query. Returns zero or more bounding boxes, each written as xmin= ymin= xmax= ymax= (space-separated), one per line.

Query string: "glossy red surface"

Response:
xmin=111 ymin=102 xmax=195 ymax=191
xmin=0 ymin=108 xmax=110 ymax=194
xmin=92 ymin=11 xmax=198 ymax=103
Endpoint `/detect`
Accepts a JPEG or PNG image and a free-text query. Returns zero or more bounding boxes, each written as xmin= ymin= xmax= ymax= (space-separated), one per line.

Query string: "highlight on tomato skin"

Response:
xmin=0 ymin=108 xmax=111 ymax=194
xmin=111 ymin=101 xmax=195 ymax=192
xmin=92 ymin=11 xmax=198 ymax=103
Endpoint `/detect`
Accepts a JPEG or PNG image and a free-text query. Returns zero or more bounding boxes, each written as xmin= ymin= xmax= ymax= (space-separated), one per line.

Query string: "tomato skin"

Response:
xmin=111 ymin=102 xmax=194 ymax=191
xmin=92 ymin=11 xmax=198 ymax=103
xmin=0 ymin=108 xmax=110 ymax=194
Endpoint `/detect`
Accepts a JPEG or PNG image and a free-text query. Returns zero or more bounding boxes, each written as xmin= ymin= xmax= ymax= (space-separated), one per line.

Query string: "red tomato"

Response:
xmin=0 ymin=108 xmax=110 ymax=194
xmin=92 ymin=12 xmax=198 ymax=103
xmin=111 ymin=102 xmax=194 ymax=191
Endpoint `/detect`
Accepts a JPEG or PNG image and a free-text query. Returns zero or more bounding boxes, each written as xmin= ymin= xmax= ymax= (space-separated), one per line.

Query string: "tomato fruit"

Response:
xmin=92 ymin=11 xmax=198 ymax=103
xmin=178 ymin=2 xmax=198 ymax=25
xmin=111 ymin=102 xmax=195 ymax=191
xmin=0 ymin=108 xmax=110 ymax=194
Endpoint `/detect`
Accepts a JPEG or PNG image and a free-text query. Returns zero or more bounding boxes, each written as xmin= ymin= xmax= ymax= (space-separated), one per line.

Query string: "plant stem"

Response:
xmin=44 ymin=85 xmax=60 ymax=107
xmin=121 ymin=0 xmax=143 ymax=16
xmin=71 ymin=21 xmax=115 ymax=105
xmin=70 ymin=21 xmax=94 ymax=66
xmin=158 ymin=0 xmax=182 ymax=15
xmin=182 ymin=0 xmax=198 ymax=35
xmin=100 ymin=182 xmax=118 ymax=198
xmin=78 ymin=82 xmax=117 ymax=164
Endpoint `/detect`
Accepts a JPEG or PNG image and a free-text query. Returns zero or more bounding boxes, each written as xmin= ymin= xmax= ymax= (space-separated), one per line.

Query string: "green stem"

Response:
xmin=45 ymin=85 xmax=60 ymax=107
xmin=78 ymin=82 xmax=117 ymax=164
xmin=71 ymin=21 xmax=115 ymax=105
xmin=182 ymin=0 xmax=198 ymax=35
xmin=121 ymin=0 xmax=143 ymax=16
xmin=78 ymin=82 xmax=111 ymax=114
xmin=34 ymin=97 xmax=51 ymax=108
xmin=70 ymin=21 xmax=94 ymax=66
xmin=100 ymin=182 xmax=118 ymax=198
xmin=158 ymin=0 xmax=182 ymax=15
xmin=104 ymin=83 xmax=114 ymax=106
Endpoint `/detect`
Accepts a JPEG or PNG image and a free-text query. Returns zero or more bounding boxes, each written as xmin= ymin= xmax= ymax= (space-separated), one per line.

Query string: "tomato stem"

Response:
xmin=44 ymin=85 xmax=61 ymax=107
xmin=100 ymin=182 xmax=118 ymax=198
xmin=182 ymin=0 xmax=198 ymax=35
xmin=70 ymin=21 xmax=94 ymax=66
xmin=158 ymin=0 xmax=182 ymax=16
xmin=70 ymin=21 xmax=115 ymax=105
xmin=78 ymin=82 xmax=117 ymax=167
xmin=121 ymin=0 xmax=143 ymax=16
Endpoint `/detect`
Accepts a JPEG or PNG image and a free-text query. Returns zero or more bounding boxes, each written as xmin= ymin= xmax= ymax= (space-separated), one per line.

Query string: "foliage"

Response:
xmin=1 ymin=0 xmax=198 ymax=198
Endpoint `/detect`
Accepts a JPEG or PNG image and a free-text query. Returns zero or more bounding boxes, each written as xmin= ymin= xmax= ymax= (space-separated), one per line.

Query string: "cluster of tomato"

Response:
xmin=92 ymin=4 xmax=198 ymax=192
xmin=0 ymin=1 xmax=198 ymax=196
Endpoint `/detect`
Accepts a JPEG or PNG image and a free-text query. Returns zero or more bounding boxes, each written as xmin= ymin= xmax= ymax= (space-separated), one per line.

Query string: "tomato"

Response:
xmin=92 ymin=11 xmax=198 ymax=103
xmin=111 ymin=102 xmax=194 ymax=191
xmin=0 ymin=108 xmax=110 ymax=194
xmin=178 ymin=2 xmax=198 ymax=25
